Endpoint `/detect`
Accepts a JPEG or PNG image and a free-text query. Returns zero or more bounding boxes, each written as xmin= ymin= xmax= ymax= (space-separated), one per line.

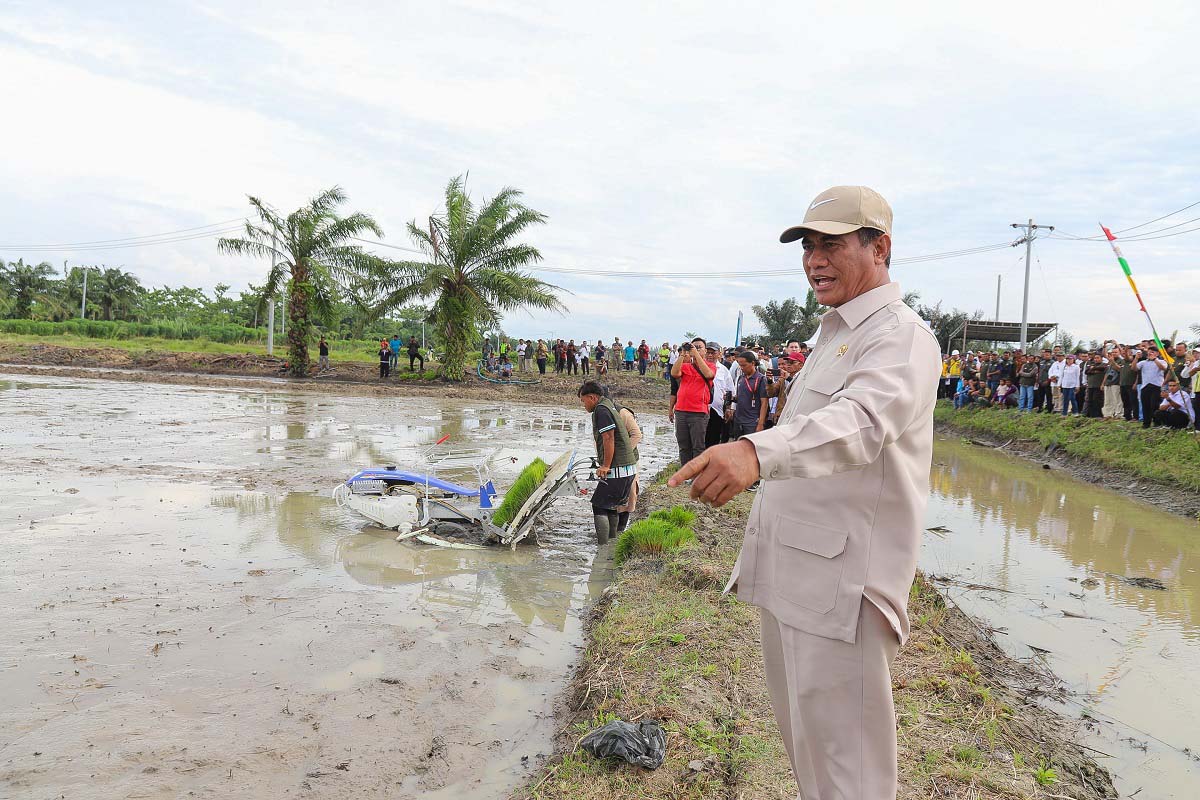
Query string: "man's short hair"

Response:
xmin=578 ymin=380 xmax=605 ymax=398
xmin=737 ymin=350 xmax=758 ymax=365
xmin=691 ymin=337 xmax=706 ymax=347
xmin=787 ymin=339 xmax=801 ymax=348
xmin=856 ymin=228 xmax=891 ymax=267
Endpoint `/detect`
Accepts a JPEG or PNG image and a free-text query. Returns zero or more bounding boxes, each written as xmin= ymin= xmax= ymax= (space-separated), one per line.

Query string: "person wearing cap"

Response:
xmin=767 ymin=351 xmax=805 ymax=423
xmin=669 ymin=186 xmax=939 ymax=799
xmin=671 ymin=336 xmax=716 ymax=465
xmin=704 ymin=341 xmax=738 ymax=447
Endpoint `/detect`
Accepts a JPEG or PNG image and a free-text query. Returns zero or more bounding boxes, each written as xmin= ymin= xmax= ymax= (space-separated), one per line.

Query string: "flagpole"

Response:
xmin=1099 ymin=224 xmax=1172 ymax=364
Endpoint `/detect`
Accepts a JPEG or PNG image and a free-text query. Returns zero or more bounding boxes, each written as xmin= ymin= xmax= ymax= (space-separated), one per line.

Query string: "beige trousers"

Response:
xmin=1103 ymin=385 xmax=1121 ymax=418
xmin=761 ymin=602 xmax=901 ymax=800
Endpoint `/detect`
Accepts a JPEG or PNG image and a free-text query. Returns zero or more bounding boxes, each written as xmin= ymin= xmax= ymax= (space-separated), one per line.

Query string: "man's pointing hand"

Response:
xmin=667 ymin=440 xmax=761 ymax=507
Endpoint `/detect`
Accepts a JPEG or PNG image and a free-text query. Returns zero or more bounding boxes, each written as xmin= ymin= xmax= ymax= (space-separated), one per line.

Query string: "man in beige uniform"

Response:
xmin=670 ymin=186 xmax=940 ymax=799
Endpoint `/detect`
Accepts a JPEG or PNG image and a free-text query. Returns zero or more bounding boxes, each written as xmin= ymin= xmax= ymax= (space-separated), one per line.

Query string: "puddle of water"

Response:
xmin=924 ymin=436 xmax=1200 ymax=798
xmin=0 ymin=372 xmax=670 ymax=799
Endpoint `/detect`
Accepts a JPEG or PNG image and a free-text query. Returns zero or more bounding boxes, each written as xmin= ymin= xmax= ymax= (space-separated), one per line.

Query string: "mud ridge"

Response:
xmin=514 ymin=480 xmax=1117 ymax=799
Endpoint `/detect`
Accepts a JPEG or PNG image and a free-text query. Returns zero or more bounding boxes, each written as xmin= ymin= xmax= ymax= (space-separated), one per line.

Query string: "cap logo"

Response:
xmin=809 ymin=198 xmax=837 ymax=211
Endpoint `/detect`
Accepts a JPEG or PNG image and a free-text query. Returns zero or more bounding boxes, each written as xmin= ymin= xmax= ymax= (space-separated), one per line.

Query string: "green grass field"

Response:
xmin=0 ymin=332 xmax=402 ymax=364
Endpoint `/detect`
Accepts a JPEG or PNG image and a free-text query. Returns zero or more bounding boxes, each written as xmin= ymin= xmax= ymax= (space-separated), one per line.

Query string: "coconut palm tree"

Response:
xmin=752 ymin=289 xmax=825 ymax=345
xmin=368 ymin=176 xmax=565 ymax=380
xmin=0 ymin=258 xmax=57 ymax=319
xmin=219 ymin=187 xmax=384 ymax=377
xmin=91 ymin=267 xmax=143 ymax=321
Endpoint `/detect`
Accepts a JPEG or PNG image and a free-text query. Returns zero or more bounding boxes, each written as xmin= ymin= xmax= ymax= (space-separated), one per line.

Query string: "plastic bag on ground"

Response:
xmin=579 ymin=719 xmax=666 ymax=769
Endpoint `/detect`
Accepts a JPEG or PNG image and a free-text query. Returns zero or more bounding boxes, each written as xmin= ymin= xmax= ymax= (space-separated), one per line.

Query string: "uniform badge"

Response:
xmin=835 ymin=344 xmax=848 ymax=358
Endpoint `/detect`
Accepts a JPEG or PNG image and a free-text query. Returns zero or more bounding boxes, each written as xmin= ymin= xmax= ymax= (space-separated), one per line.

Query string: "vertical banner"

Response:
xmin=734 ymin=311 xmax=743 ymax=349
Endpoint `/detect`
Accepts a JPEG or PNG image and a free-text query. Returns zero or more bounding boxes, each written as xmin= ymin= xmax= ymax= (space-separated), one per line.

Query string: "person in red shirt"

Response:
xmin=670 ymin=336 xmax=715 ymax=465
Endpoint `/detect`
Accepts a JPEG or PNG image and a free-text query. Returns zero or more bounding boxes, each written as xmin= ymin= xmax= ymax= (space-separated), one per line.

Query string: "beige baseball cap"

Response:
xmin=779 ymin=185 xmax=893 ymax=243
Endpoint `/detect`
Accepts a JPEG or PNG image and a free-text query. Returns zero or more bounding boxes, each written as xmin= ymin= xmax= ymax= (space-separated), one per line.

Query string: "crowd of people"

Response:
xmin=483 ymin=338 xmax=677 ymax=377
xmin=376 ymin=334 xmax=426 ymax=378
xmin=943 ymin=339 xmax=1200 ymax=430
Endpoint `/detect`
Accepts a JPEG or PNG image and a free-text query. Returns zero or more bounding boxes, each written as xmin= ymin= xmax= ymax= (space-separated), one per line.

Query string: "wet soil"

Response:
xmin=0 ymin=341 xmax=674 ymax=410
xmin=0 ymin=372 xmax=671 ymax=799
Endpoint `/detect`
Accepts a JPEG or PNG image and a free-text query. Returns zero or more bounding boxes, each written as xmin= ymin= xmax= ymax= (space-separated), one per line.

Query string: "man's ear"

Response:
xmin=875 ymin=233 xmax=892 ymax=267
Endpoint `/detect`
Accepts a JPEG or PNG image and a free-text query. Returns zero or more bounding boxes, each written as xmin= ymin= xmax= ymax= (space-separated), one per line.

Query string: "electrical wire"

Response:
xmin=1049 ymin=200 xmax=1200 ymax=242
xmin=352 ymin=239 xmax=1016 ymax=279
xmin=0 ymin=227 xmax=245 ymax=253
xmin=0 ymin=219 xmax=245 ymax=251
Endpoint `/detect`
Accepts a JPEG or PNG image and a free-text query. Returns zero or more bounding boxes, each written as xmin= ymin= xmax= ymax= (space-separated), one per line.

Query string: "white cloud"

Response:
xmin=1 ymin=0 xmax=1198 ymax=343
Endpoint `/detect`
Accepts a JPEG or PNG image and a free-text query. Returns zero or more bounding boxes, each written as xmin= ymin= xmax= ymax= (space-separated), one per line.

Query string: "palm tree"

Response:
xmin=92 ymin=267 xmax=143 ymax=320
xmin=368 ymin=176 xmax=565 ymax=380
xmin=752 ymin=289 xmax=825 ymax=345
xmin=219 ymin=187 xmax=384 ymax=377
xmin=0 ymin=258 xmax=57 ymax=319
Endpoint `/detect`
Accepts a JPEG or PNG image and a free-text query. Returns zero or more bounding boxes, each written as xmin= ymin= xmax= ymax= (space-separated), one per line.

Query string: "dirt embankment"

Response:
xmin=514 ymin=480 xmax=1117 ymax=800
xmin=934 ymin=420 xmax=1200 ymax=521
xmin=0 ymin=341 xmax=673 ymax=409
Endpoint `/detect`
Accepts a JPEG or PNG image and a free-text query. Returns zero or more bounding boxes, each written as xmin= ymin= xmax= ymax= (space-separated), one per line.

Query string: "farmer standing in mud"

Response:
xmin=670 ymin=186 xmax=940 ymax=800
xmin=578 ymin=380 xmax=636 ymax=546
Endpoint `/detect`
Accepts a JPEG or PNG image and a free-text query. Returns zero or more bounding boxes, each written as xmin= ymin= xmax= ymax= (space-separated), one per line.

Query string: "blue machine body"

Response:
xmin=344 ymin=468 xmax=498 ymax=508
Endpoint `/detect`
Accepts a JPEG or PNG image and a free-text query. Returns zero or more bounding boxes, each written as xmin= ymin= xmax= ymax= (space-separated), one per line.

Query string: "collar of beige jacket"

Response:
xmin=823 ymin=282 xmax=903 ymax=330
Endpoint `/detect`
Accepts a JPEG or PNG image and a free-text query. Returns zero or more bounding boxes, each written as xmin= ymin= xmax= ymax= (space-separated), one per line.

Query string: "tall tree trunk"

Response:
xmin=439 ymin=312 xmax=467 ymax=381
xmin=286 ymin=268 xmax=310 ymax=377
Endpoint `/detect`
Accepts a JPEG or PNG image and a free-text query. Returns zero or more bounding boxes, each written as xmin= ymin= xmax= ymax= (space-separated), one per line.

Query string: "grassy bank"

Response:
xmin=516 ymin=478 xmax=1115 ymax=800
xmin=0 ymin=331 xmax=396 ymax=363
xmin=934 ymin=401 xmax=1200 ymax=493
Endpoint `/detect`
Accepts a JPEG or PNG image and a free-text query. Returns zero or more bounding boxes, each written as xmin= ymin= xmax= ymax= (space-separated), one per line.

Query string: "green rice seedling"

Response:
xmin=490 ymin=458 xmax=548 ymax=527
xmin=649 ymin=505 xmax=697 ymax=528
xmin=614 ymin=518 xmax=696 ymax=565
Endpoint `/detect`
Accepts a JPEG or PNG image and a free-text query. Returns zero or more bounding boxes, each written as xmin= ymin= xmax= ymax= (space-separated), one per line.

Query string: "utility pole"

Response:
xmin=267 ymin=229 xmax=278 ymax=356
xmin=80 ymin=265 xmax=89 ymax=319
xmin=994 ymin=275 xmax=1001 ymax=322
xmin=1009 ymin=219 xmax=1054 ymax=351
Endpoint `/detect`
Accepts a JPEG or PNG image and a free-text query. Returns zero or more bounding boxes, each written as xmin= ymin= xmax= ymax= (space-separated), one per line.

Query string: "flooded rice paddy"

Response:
xmin=0 ymin=373 xmax=670 ymax=799
xmin=3 ymin=371 xmax=1197 ymax=799
xmin=924 ymin=437 xmax=1200 ymax=798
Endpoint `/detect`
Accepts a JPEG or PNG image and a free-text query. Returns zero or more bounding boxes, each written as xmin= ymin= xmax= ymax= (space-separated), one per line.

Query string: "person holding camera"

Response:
xmin=670 ymin=336 xmax=715 ymax=465
xmin=704 ymin=341 xmax=737 ymax=447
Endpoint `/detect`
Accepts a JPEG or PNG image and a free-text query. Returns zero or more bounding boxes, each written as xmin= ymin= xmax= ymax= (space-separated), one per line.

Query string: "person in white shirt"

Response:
xmin=1154 ymin=379 xmax=1194 ymax=429
xmin=516 ymin=339 xmax=528 ymax=372
xmin=1047 ymin=354 xmax=1065 ymax=412
xmin=1058 ymin=354 xmax=1082 ymax=416
xmin=1134 ymin=347 xmax=1169 ymax=428
xmin=704 ymin=341 xmax=737 ymax=447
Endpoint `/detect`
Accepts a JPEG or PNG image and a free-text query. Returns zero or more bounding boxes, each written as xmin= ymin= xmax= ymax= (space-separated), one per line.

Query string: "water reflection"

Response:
xmin=929 ymin=438 xmax=1198 ymax=632
xmin=924 ymin=437 xmax=1200 ymax=797
xmin=209 ymin=490 xmax=595 ymax=632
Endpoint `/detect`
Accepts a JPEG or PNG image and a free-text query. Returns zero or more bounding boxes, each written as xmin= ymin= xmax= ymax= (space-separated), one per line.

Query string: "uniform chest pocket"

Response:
xmin=769 ymin=515 xmax=849 ymax=614
xmin=804 ymin=366 xmax=849 ymax=397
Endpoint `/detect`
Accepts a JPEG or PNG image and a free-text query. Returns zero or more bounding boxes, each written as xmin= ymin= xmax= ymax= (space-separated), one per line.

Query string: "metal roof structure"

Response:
xmin=948 ymin=320 xmax=1057 ymax=347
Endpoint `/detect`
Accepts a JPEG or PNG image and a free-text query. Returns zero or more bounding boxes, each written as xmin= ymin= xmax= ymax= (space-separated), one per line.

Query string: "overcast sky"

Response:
xmin=2 ymin=1 xmax=1198 ymax=346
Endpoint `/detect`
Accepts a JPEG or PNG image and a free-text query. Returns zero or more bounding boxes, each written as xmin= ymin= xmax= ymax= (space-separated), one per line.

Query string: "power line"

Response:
xmin=1049 ymin=199 xmax=1200 ymax=242
xmin=0 ymin=219 xmax=245 ymax=251
xmin=351 ymin=239 xmax=1017 ymax=278
xmin=0 ymin=227 xmax=245 ymax=253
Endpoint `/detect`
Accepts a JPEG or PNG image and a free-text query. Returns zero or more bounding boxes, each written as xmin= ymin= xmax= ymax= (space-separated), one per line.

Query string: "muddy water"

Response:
xmin=0 ymin=373 xmax=670 ymax=800
xmin=924 ymin=437 xmax=1200 ymax=798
